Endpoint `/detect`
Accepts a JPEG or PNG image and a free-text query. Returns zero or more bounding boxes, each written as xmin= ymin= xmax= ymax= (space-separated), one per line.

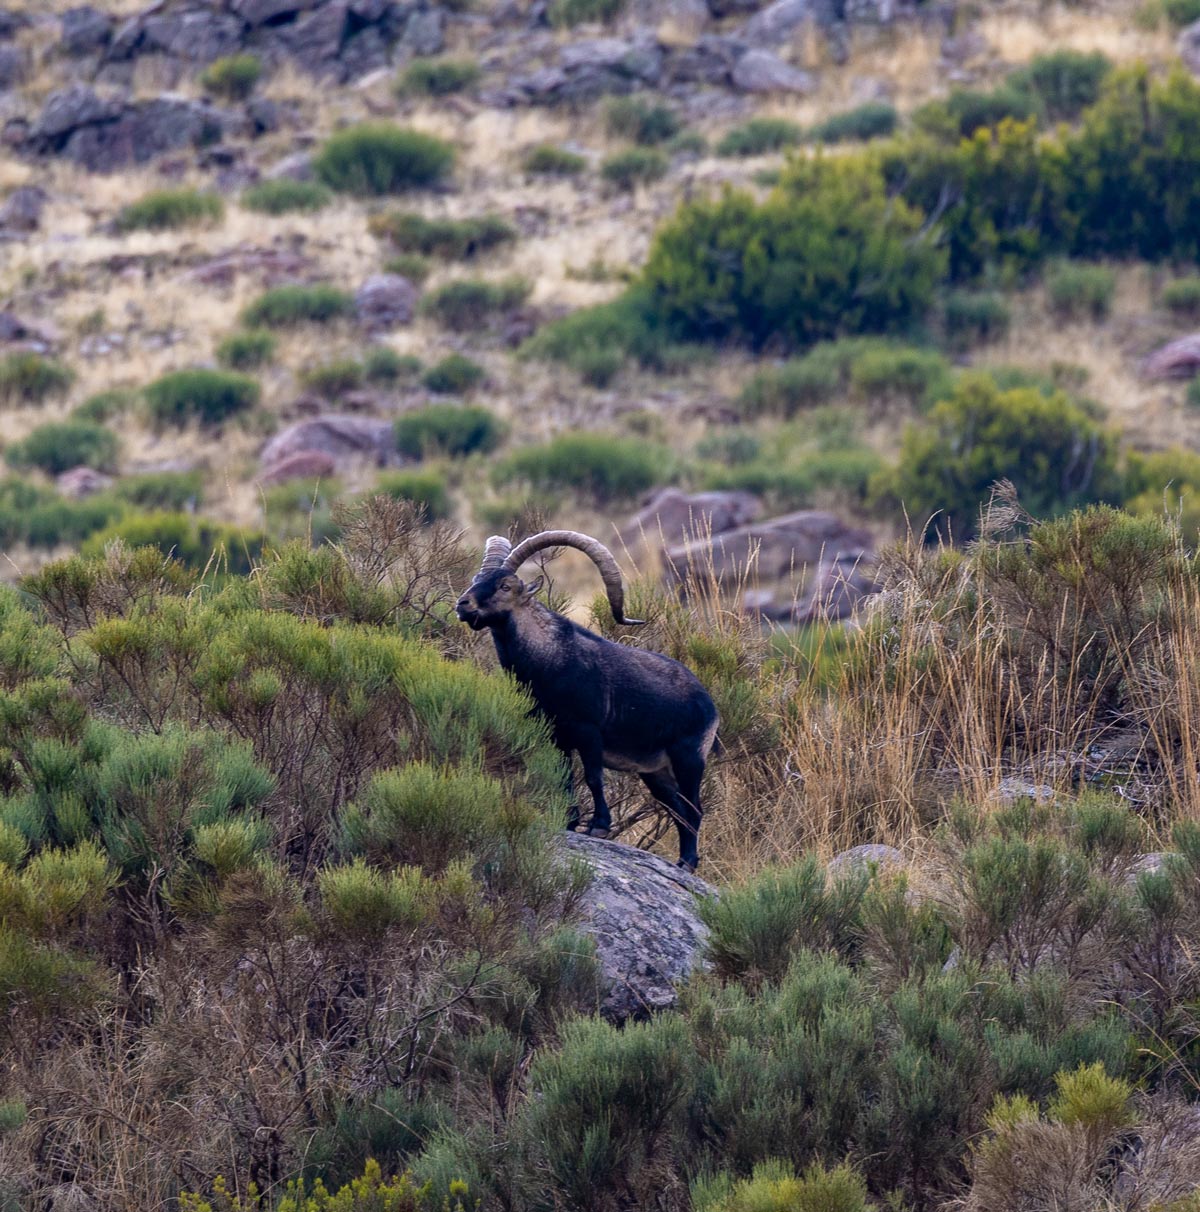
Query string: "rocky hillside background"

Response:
xmin=2 ymin=0 xmax=1200 ymax=617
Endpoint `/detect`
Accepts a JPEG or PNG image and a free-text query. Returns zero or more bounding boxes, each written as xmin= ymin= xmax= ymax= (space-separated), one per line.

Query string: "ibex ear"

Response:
xmin=523 ymin=575 xmax=545 ymax=597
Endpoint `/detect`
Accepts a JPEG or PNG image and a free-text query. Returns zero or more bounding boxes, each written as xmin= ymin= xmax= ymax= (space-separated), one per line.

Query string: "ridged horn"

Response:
xmin=475 ymin=535 xmax=512 ymax=580
xmin=503 ymin=530 xmax=644 ymax=625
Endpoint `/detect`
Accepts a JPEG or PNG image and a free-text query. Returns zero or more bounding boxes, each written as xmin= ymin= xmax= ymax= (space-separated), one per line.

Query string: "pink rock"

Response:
xmin=56 ymin=466 xmax=114 ymax=499
xmin=259 ymin=415 xmax=394 ymax=468
xmin=1141 ymin=333 xmax=1200 ymax=381
xmin=258 ymin=450 xmax=338 ymax=485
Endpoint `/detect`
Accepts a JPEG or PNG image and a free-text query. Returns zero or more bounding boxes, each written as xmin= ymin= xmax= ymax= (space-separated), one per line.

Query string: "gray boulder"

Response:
xmin=731 ymin=47 xmax=815 ymax=92
xmin=564 ymin=831 xmax=712 ymax=1023
xmin=621 ymin=488 xmax=761 ymax=556
xmin=233 ymin=0 xmax=320 ymax=26
xmin=828 ymin=843 xmax=906 ymax=876
xmin=1180 ymin=17 xmax=1200 ymax=75
xmin=738 ymin=0 xmax=811 ymax=45
xmin=665 ymin=510 xmax=873 ymax=588
xmin=0 ymin=185 xmax=46 ymax=234
xmin=257 ymin=449 xmax=338 ymax=485
xmin=1141 ymin=333 xmax=1200 ymax=381
xmin=0 ymin=44 xmax=26 ymax=88
xmin=60 ymin=6 xmax=114 ymax=55
xmin=355 ymin=273 xmax=418 ymax=331
xmin=791 ymin=551 xmax=881 ymax=623
xmin=29 ymin=86 xmax=121 ymax=146
xmin=56 ymin=467 xmax=115 ymax=500
xmin=259 ymin=415 xmax=395 ymax=468
xmin=402 ymin=8 xmax=444 ymax=56
xmin=278 ymin=1 xmax=350 ymax=77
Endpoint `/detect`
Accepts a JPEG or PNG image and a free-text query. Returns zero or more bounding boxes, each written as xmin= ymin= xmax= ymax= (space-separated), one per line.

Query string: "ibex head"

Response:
xmin=455 ymin=530 xmax=643 ymax=631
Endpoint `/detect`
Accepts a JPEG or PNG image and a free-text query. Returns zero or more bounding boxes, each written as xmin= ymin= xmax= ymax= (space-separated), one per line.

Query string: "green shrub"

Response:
xmin=693 ymin=1160 xmax=873 ymax=1212
xmin=1045 ymin=261 xmax=1117 ymax=320
xmin=240 ymin=178 xmax=331 ymax=215
xmin=1187 ymin=379 xmax=1200 ymax=410
xmin=605 ymin=95 xmax=681 ymax=145
xmin=314 ymin=124 xmax=455 ymax=196
xmin=522 ymin=288 xmax=694 ymax=385
xmin=601 ymin=146 xmax=668 ymax=189
xmin=914 ymin=85 xmax=1040 ymax=139
xmin=5 ymin=421 xmax=119 ymax=475
xmin=642 ymin=157 xmax=944 ymax=349
xmin=370 ymin=211 xmax=515 ymax=259
xmin=394 ymin=404 xmax=503 ymax=459
xmin=523 ymin=144 xmax=588 ymax=175
xmin=419 ymin=278 xmax=529 ymax=330
xmin=115 ymin=189 xmax=223 ymax=233
xmin=740 ymin=356 xmax=841 ymax=417
xmin=0 ymin=352 xmax=74 ymax=406
xmin=495 ymin=432 xmax=666 ymax=505
xmin=848 ymin=344 xmax=954 ymax=410
xmin=1007 ymin=50 xmax=1112 ymax=122
xmin=892 ymin=374 xmax=1122 ymax=540
xmin=375 ymin=470 xmax=452 ymax=520
xmin=111 ymin=471 xmax=203 ymax=512
xmin=701 ymin=855 xmax=868 ymax=986
xmin=669 ymin=129 xmax=707 ymax=156
xmin=421 ymin=353 xmax=485 ymax=394
xmin=943 ymin=289 xmax=1012 ymax=345
xmin=0 ymin=477 xmax=121 ymax=548
xmin=144 ymin=369 xmax=261 ymax=428
xmin=705 ymin=448 xmax=884 ymax=512
xmin=384 ymin=253 xmax=432 ymax=283
xmin=200 ymin=53 xmax=262 ymax=100
xmin=216 ymin=329 xmax=277 ymax=370
xmin=399 ymin=57 xmax=481 ymax=96
xmin=81 ymin=512 xmax=262 ymax=574
xmin=1161 ymin=276 xmax=1200 ymax=319
xmin=364 ymin=347 xmax=421 ymax=384
xmin=809 ymin=101 xmax=898 ymax=143
xmin=241 ymin=284 xmax=355 ymax=328
xmin=302 ymin=358 xmax=364 ymax=399
xmin=72 ymin=388 xmax=135 ymax=423
xmin=716 ymin=117 xmax=804 ymax=157
xmin=1163 ymin=0 xmax=1200 ymax=24
xmin=547 ymin=0 xmax=624 ymax=25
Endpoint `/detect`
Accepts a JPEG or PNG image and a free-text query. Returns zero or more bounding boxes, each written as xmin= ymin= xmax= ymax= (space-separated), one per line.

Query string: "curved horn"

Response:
xmin=475 ymin=535 xmax=512 ymax=579
xmin=503 ymin=530 xmax=644 ymax=625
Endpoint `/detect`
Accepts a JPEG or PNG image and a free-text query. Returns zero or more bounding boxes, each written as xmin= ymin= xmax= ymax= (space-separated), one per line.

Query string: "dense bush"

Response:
xmin=522 ymin=288 xmax=694 ymax=385
xmin=241 ymin=284 xmax=355 ymax=327
xmin=0 ymin=352 xmax=74 ymax=406
xmin=241 ymin=179 xmax=331 ymax=215
xmin=5 ymin=420 xmax=119 ymax=475
xmin=1007 ymin=49 xmax=1112 ymax=122
xmin=890 ymin=374 xmax=1122 ymax=540
xmin=0 ymin=478 xmax=120 ymax=548
xmin=1163 ymin=0 xmax=1200 ymax=24
xmin=642 ymin=158 xmax=944 ymax=349
xmin=914 ymin=85 xmax=1040 ymax=140
xmin=370 ymin=211 xmax=515 ymax=259
xmin=522 ymin=144 xmax=587 ymax=175
xmin=419 ymin=277 xmax=529 ymax=330
xmin=601 ymin=146 xmax=668 ymax=189
xmin=216 ymin=329 xmax=277 ymax=370
xmin=384 ymin=252 xmax=432 ymax=282
xmin=375 ymin=469 xmax=452 ymax=519
xmin=394 ymin=403 xmax=503 ymax=458
xmin=301 ymin=358 xmax=365 ymax=399
xmin=1160 ymin=275 xmax=1200 ymax=318
xmin=605 ymin=95 xmax=681 ymax=145
xmin=398 ymin=57 xmax=481 ymax=96
xmin=495 ymin=432 xmax=666 ymax=505
xmin=145 ymin=369 xmax=261 ymax=428
xmin=115 ymin=189 xmax=223 ymax=232
xmin=1044 ymin=261 xmax=1117 ymax=320
xmin=363 ymin=346 xmax=422 ymax=385
xmin=111 ymin=470 xmax=203 ymax=512
xmin=81 ymin=511 xmax=263 ymax=573
xmin=808 ymin=101 xmax=898 ymax=143
xmin=422 ymin=353 xmax=485 ymax=394
xmin=72 ymin=387 xmax=136 ymax=423
xmin=716 ymin=117 xmax=804 ymax=157
xmin=942 ymin=289 xmax=1012 ymax=346
xmin=200 ymin=53 xmax=262 ymax=100
xmin=547 ymin=0 xmax=623 ymax=26
xmin=313 ymin=124 xmax=455 ymax=195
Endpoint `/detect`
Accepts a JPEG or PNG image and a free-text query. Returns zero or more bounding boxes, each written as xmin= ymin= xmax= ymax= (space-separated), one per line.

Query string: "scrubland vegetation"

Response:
xmin=9 ymin=5 xmax=1200 ymax=1208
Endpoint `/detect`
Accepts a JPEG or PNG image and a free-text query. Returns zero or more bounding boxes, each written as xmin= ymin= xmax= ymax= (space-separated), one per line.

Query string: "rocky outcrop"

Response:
xmin=665 ymin=509 xmax=873 ymax=588
xmin=620 ymin=488 xmax=761 ymax=557
xmin=56 ymin=467 xmax=116 ymax=499
xmin=731 ymin=48 xmax=814 ymax=92
xmin=257 ymin=450 xmax=338 ymax=485
xmin=564 ymin=831 xmax=713 ymax=1023
xmin=259 ymin=415 xmax=396 ymax=471
xmin=24 ymin=86 xmax=237 ymax=171
xmin=497 ymin=35 xmax=665 ymax=105
xmin=1141 ymin=333 xmax=1200 ymax=381
xmin=355 ymin=273 xmax=418 ymax=332
xmin=0 ymin=186 xmax=46 ymax=236
xmin=790 ymin=551 xmax=880 ymax=623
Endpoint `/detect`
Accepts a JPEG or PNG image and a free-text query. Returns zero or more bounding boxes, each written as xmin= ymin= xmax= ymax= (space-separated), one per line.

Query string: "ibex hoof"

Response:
xmin=585 ymin=826 xmax=611 ymax=840
xmin=676 ymin=858 xmax=698 ymax=873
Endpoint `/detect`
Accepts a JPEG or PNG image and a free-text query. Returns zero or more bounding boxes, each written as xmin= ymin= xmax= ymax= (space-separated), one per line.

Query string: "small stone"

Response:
xmin=355 ymin=273 xmax=418 ymax=331
xmin=56 ymin=467 xmax=115 ymax=500
xmin=731 ymin=48 xmax=815 ymax=93
xmin=402 ymin=9 xmax=445 ymax=56
xmin=0 ymin=185 xmax=46 ymax=233
xmin=828 ymin=844 xmax=906 ymax=876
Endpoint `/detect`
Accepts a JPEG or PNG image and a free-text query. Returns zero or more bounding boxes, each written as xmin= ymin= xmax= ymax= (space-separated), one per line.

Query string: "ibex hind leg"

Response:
xmin=576 ymin=729 xmax=613 ymax=839
xmin=666 ymin=742 xmax=706 ymax=873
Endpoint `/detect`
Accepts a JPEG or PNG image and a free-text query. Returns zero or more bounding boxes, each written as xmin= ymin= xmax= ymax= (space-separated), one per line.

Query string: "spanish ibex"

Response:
xmin=455 ymin=530 xmax=719 ymax=871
